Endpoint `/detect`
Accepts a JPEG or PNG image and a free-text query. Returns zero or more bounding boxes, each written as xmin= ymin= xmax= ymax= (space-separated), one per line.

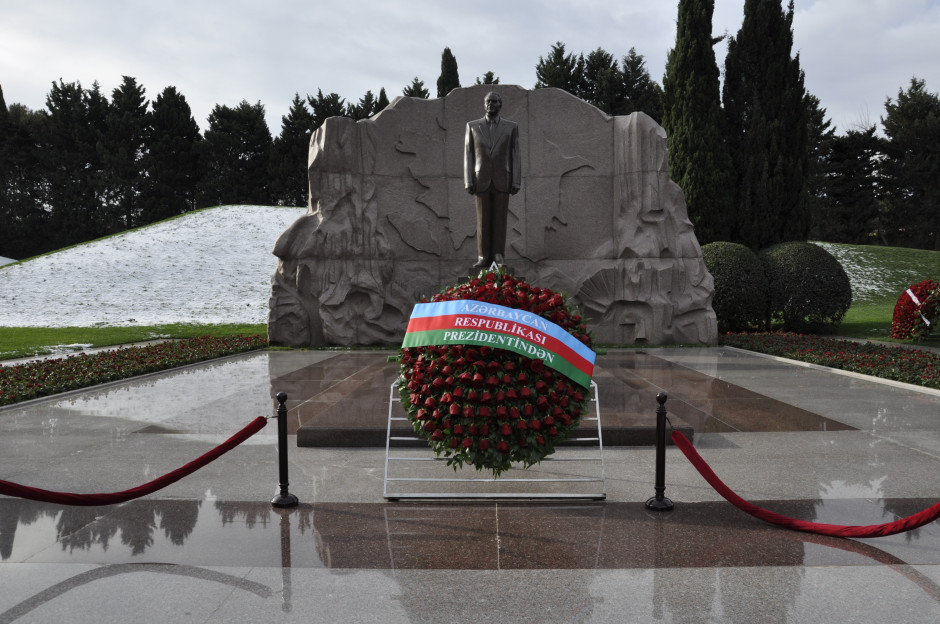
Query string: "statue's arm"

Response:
xmin=464 ymin=123 xmax=476 ymax=194
xmin=510 ymin=124 xmax=521 ymax=194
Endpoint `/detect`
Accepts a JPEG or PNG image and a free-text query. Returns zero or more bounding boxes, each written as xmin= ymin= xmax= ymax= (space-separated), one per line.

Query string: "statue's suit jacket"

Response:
xmin=464 ymin=117 xmax=521 ymax=194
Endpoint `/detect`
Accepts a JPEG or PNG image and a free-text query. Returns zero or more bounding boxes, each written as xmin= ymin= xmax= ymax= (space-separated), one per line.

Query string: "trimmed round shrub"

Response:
xmin=702 ymin=242 xmax=769 ymax=332
xmin=759 ymin=242 xmax=852 ymax=334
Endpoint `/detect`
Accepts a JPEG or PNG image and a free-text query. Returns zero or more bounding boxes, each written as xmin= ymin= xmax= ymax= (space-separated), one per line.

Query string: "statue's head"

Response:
xmin=484 ymin=92 xmax=502 ymax=117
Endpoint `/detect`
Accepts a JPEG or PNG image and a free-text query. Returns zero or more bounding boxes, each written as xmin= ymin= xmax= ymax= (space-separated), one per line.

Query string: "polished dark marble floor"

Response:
xmin=288 ymin=351 xmax=853 ymax=446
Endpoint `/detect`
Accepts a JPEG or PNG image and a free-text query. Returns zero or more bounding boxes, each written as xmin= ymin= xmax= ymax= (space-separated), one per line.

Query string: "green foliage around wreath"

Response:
xmin=398 ymin=269 xmax=593 ymax=477
xmin=759 ymin=241 xmax=853 ymax=334
xmin=702 ymin=241 xmax=769 ymax=332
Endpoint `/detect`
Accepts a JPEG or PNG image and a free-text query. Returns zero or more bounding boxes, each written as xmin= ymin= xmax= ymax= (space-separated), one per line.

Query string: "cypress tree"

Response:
xmin=375 ymin=88 xmax=390 ymax=114
xmin=723 ymin=0 xmax=809 ymax=250
xmin=662 ymin=0 xmax=734 ymax=244
xmin=437 ymin=47 xmax=461 ymax=98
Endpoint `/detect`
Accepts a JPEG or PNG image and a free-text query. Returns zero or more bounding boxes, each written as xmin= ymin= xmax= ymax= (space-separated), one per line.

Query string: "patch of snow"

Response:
xmin=0 ymin=257 xmax=15 ymax=267
xmin=0 ymin=205 xmax=307 ymax=327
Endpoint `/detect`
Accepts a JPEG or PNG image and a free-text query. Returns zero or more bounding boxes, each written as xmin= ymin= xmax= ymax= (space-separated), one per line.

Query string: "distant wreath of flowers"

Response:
xmin=890 ymin=279 xmax=940 ymax=340
xmin=398 ymin=269 xmax=593 ymax=477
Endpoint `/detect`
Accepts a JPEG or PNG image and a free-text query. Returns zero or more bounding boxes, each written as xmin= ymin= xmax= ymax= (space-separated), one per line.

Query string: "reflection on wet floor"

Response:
xmin=3 ymin=498 xmax=938 ymax=569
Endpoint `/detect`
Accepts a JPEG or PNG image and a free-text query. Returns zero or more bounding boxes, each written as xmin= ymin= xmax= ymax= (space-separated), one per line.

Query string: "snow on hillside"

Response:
xmin=0 ymin=205 xmax=307 ymax=327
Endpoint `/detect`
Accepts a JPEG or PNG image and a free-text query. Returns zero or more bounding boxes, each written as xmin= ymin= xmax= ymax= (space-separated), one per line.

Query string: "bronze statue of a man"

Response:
xmin=464 ymin=91 xmax=521 ymax=268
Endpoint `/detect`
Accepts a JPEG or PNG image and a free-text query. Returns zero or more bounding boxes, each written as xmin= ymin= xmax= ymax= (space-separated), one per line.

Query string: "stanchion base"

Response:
xmin=645 ymin=496 xmax=674 ymax=512
xmin=272 ymin=493 xmax=299 ymax=508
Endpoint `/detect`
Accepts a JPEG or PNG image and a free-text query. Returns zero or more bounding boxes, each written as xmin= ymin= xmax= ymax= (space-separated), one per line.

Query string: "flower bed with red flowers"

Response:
xmin=398 ymin=270 xmax=593 ymax=477
xmin=0 ymin=335 xmax=267 ymax=406
xmin=890 ymin=280 xmax=940 ymax=340
xmin=721 ymin=331 xmax=940 ymax=389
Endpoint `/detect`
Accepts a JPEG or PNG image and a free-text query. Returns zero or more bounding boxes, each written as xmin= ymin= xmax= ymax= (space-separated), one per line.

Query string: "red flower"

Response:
xmin=496 ymin=441 xmax=509 ymax=453
xmin=479 ymin=439 xmax=491 ymax=451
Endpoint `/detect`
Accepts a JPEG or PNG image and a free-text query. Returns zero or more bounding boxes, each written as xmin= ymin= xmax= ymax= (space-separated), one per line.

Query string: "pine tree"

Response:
xmin=0 ymin=96 xmax=45 ymax=258
xmin=581 ymin=48 xmax=620 ymax=113
xmin=475 ymin=71 xmax=500 ymax=85
xmin=270 ymin=93 xmax=315 ymax=206
xmin=347 ymin=90 xmax=376 ymax=120
xmin=402 ymin=77 xmax=430 ymax=99
xmin=620 ymin=48 xmax=664 ymax=122
xmin=437 ymin=47 xmax=461 ymax=98
xmin=37 ymin=80 xmax=109 ymax=248
xmin=307 ymin=89 xmax=346 ymax=130
xmin=198 ymin=100 xmax=272 ymax=207
xmin=101 ymin=76 xmax=149 ymax=231
xmin=723 ymin=0 xmax=809 ymax=250
xmin=534 ymin=42 xmax=582 ymax=94
xmin=142 ymin=86 xmax=203 ymax=223
xmin=881 ymin=77 xmax=940 ymax=249
xmin=662 ymin=0 xmax=734 ymax=244
xmin=811 ymin=125 xmax=881 ymax=244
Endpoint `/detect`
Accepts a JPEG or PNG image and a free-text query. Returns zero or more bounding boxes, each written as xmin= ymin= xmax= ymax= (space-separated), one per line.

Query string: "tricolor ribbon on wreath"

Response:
xmin=906 ymin=288 xmax=932 ymax=327
xmin=402 ymin=299 xmax=596 ymax=389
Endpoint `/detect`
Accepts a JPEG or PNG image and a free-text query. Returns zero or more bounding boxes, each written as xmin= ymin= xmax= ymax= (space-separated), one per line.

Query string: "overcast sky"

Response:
xmin=2 ymin=0 xmax=938 ymax=135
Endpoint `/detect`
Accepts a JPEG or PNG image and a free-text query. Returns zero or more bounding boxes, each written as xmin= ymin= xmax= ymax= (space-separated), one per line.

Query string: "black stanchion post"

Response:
xmin=645 ymin=392 xmax=674 ymax=511
xmin=272 ymin=392 xmax=299 ymax=508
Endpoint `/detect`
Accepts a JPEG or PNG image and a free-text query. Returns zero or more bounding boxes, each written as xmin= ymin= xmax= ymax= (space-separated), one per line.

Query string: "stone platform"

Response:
xmin=285 ymin=350 xmax=852 ymax=447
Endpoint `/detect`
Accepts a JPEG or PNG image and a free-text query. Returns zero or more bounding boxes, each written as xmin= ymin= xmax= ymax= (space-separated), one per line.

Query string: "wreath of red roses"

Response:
xmin=890 ymin=279 xmax=940 ymax=340
xmin=398 ymin=269 xmax=593 ymax=477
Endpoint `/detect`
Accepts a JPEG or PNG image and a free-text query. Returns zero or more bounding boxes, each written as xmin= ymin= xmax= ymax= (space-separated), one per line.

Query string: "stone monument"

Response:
xmin=268 ymin=85 xmax=717 ymax=346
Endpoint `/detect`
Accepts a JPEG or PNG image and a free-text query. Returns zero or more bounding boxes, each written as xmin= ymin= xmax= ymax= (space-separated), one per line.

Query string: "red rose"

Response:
xmin=453 ymin=424 xmax=464 ymax=435
xmin=496 ymin=441 xmax=510 ymax=453
xmin=479 ymin=439 xmax=491 ymax=451
xmin=478 ymin=406 xmax=492 ymax=418
xmin=528 ymin=419 xmax=541 ymax=431
xmin=515 ymin=420 xmax=528 ymax=431
xmin=440 ymin=392 xmax=453 ymax=404
xmin=450 ymin=438 xmax=459 ymax=448
xmin=462 ymin=437 xmax=473 ymax=449
xmin=500 ymin=423 xmax=513 ymax=436
xmin=449 ymin=403 xmax=462 ymax=416
xmin=523 ymin=404 xmax=534 ymax=417
xmin=520 ymin=387 xmax=532 ymax=399
xmin=509 ymin=406 xmax=521 ymax=420
xmin=423 ymin=421 xmax=436 ymax=431
xmin=432 ymin=430 xmax=444 ymax=441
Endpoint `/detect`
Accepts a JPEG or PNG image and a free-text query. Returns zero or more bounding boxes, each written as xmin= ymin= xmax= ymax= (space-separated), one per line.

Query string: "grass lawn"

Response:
xmin=0 ymin=323 xmax=265 ymax=361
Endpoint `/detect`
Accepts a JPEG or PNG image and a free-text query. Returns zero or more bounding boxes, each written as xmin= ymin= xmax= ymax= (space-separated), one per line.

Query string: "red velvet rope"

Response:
xmin=0 ymin=417 xmax=268 ymax=506
xmin=672 ymin=430 xmax=940 ymax=538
